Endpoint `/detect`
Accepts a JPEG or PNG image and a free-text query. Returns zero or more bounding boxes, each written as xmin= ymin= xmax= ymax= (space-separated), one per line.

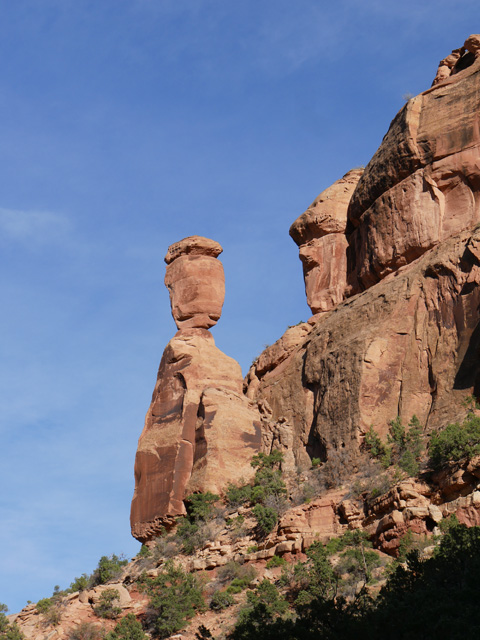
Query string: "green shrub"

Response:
xmin=250 ymin=467 xmax=286 ymax=505
xmin=137 ymin=544 xmax=151 ymax=558
xmin=69 ymin=574 xmax=90 ymax=592
xmin=266 ymin=555 xmax=286 ymax=569
xmin=68 ymin=622 xmax=105 ymax=640
xmin=335 ymin=546 xmax=381 ymax=586
xmin=0 ymin=604 xmax=25 ymax=640
xmin=93 ymin=588 xmax=122 ymax=620
xmin=429 ymin=415 xmax=480 ymax=469
xmin=35 ymin=599 xmax=52 ymax=614
xmin=185 ymin=492 xmax=220 ymax=522
xmin=364 ymin=426 xmax=386 ymax=459
xmin=252 ymin=504 xmax=278 ymax=536
xmin=90 ymin=554 xmax=128 ymax=587
xmin=218 ymin=562 xmax=256 ymax=594
xmin=246 ymin=545 xmax=258 ymax=554
xmin=36 ymin=597 xmax=62 ymax=626
xmin=365 ymin=416 xmax=423 ymax=476
xmin=105 ymin=614 xmax=147 ymax=640
xmin=225 ymin=482 xmax=252 ymax=507
xmin=138 ymin=561 xmax=204 ymax=639
xmin=217 ymin=561 xmax=256 ymax=586
xmin=311 ymin=457 xmax=322 ymax=468
xmin=251 ymin=451 xmax=284 ymax=469
xmin=292 ymin=541 xmax=337 ymax=605
xmin=174 ymin=519 xmax=202 ymax=555
xmin=232 ymin=580 xmax=289 ymax=639
xmin=210 ymin=590 xmax=235 ymax=611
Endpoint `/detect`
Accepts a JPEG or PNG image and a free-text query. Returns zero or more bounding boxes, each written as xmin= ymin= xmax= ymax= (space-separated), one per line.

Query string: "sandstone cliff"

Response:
xmin=247 ymin=34 xmax=480 ymax=470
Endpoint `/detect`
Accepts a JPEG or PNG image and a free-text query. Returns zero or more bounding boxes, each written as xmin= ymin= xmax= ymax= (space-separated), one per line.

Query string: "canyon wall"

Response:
xmin=247 ymin=35 xmax=480 ymax=470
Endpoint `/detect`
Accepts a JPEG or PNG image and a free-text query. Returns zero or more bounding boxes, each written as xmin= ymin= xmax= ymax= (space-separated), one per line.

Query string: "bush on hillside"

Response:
xmin=105 ymin=614 xmax=147 ymax=640
xmin=429 ymin=414 xmax=480 ymax=469
xmin=365 ymin=416 xmax=423 ymax=476
xmin=0 ymin=604 xmax=25 ymax=640
xmin=138 ymin=561 xmax=204 ymax=639
xmin=90 ymin=554 xmax=128 ymax=587
xmin=68 ymin=622 xmax=105 ymax=640
xmin=93 ymin=588 xmax=122 ymax=620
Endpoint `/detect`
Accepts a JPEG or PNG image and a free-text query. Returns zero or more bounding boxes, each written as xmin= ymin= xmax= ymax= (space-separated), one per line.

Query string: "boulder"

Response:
xmin=164 ymin=235 xmax=225 ymax=330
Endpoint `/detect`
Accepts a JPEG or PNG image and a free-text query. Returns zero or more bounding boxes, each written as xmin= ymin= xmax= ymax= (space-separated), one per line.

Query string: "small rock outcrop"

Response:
xmin=130 ymin=237 xmax=262 ymax=542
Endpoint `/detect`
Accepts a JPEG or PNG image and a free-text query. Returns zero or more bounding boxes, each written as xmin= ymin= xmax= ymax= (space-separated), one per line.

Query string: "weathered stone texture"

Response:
xmin=248 ymin=228 xmax=480 ymax=466
xmin=290 ymin=169 xmax=363 ymax=313
xmin=131 ymin=237 xmax=261 ymax=542
xmin=347 ymin=39 xmax=480 ymax=292
xmin=164 ymin=236 xmax=225 ymax=330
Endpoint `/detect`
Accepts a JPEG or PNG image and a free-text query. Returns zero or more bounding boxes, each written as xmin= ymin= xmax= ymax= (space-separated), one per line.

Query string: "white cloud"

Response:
xmin=0 ymin=208 xmax=71 ymax=245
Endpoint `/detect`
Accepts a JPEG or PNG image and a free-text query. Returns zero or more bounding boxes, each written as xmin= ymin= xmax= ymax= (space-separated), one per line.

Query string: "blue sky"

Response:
xmin=1 ymin=0 xmax=478 ymax=612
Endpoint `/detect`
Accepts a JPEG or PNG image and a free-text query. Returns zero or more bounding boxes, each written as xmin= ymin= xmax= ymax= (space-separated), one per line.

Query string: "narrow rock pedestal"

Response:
xmin=130 ymin=236 xmax=261 ymax=543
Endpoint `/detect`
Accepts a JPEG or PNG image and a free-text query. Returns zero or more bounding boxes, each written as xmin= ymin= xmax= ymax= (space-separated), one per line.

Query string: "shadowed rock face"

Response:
xmin=248 ymin=227 xmax=480 ymax=468
xmin=131 ymin=237 xmax=261 ymax=542
xmin=289 ymin=169 xmax=363 ymax=314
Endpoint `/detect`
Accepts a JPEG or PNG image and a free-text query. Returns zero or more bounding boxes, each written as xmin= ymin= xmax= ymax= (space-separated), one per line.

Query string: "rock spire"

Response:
xmin=130 ymin=236 xmax=261 ymax=542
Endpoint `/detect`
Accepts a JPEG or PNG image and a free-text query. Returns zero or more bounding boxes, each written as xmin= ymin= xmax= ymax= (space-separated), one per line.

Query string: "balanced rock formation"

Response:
xmin=247 ymin=36 xmax=480 ymax=468
xmin=131 ymin=237 xmax=261 ymax=542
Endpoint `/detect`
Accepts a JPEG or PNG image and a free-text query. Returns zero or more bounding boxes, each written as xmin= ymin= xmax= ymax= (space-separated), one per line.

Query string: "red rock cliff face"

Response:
xmin=246 ymin=36 xmax=480 ymax=470
xmin=347 ymin=36 xmax=480 ymax=292
xmin=131 ymin=237 xmax=261 ymax=542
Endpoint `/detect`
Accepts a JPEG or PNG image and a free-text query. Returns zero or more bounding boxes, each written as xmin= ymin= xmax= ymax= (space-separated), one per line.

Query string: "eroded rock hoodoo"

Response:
xmin=289 ymin=168 xmax=363 ymax=314
xmin=130 ymin=236 xmax=261 ymax=542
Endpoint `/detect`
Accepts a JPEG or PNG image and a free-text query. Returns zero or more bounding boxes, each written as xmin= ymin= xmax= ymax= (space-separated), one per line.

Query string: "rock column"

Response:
xmin=130 ymin=236 xmax=261 ymax=542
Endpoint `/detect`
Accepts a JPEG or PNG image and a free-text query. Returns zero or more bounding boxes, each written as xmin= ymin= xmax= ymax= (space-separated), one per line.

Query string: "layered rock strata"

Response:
xmin=248 ymin=227 xmax=480 ymax=467
xmin=131 ymin=237 xmax=261 ymax=542
xmin=247 ymin=36 xmax=480 ymax=468
xmin=347 ymin=34 xmax=480 ymax=292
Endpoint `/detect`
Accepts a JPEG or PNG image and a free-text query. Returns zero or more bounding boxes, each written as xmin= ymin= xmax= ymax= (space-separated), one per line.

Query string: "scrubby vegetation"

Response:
xmin=89 ymin=555 xmax=128 ymax=587
xmin=68 ymin=622 xmax=105 ymax=640
xmin=21 ymin=415 xmax=480 ymax=639
xmin=36 ymin=587 xmax=65 ymax=626
xmin=228 ymin=522 xmax=480 ymax=639
xmin=105 ymin=614 xmax=148 ymax=640
xmin=0 ymin=604 xmax=24 ymax=640
xmin=93 ymin=588 xmax=122 ymax=620
xmin=364 ymin=415 xmax=423 ymax=476
xmin=429 ymin=413 xmax=480 ymax=469
xmin=138 ymin=561 xmax=204 ymax=638
xmin=364 ymin=403 xmax=480 ymax=476
xmin=225 ymin=450 xmax=288 ymax=536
